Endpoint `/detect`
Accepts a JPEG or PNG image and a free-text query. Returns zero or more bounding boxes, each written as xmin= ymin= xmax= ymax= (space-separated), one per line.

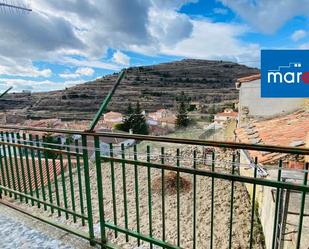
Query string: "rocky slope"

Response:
xmin=1 ymin=59 xmax=259 ymax=120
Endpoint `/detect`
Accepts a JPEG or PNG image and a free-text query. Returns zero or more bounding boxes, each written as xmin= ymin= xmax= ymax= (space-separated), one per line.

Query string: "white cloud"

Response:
xmin=220 ymin=0 xmax=309 ymax=34
xmin=160 ymin=19 xmax=260 ymax=67
xmin=213 ymin=8 xmax=228 ymax=15
xmin=59 ymin=67 xmax=94 ymax=79
xmin=291 ymin=30 xmax=306 ymax=41
xmin=0 ymin=56 xmax=52 ymax=77
xmin=0 ymin=78 xmax=82 ymax=92
xmin=112 ymin=50 xmax=130 ymax=65
xmin=148 ymin=8 xmax=193 ymax=46
xmin=76 ymin=67 xmax=94 ymax=76
xmin=0 ymin=0 xmax=263 ymax=92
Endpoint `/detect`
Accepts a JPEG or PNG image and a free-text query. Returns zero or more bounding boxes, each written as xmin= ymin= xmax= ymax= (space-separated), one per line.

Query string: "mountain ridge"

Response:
xmin=1 ymin=59 xmax=259 ymax=120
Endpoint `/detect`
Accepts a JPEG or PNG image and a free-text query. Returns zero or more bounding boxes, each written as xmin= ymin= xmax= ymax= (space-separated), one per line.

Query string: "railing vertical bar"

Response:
xmin=121 ymin=143 xmax=129 ymax=242
xmin=10 ymin=132 xmax=22 ymax=202
xmin=66 ymin=138 xmax=77 ymax=222
xmin=23 ymin=133 xmax=34 ymax=206
xmin=295 ymin=162 xmax=308 ymax=249
xmin=109 ymin=143 xmax=118 ymax=238
xmin=52 ymin=155 xmax=61 ymax=216
xmin=75 ymin=139 xmax=85 ymax=226
xmin=176 ymin=148 xmax=181 ymax=247
xmin=35 ymin=135 xmax=47 ymax=211
xmin=0 ymin=138 xmax=7 ymax=196
xmin=147 ymin=145 xmax=153 ymax=249
xmin=5 ymin=131 xmax=17 ymax=199
xmin=228 ymin=154 xmax=236 ymax=249
xmin=161 ymin=147 xmax=166 ymax=242
xmin=58 ymin=137 xmax=69 ymax=219
xmin=272 ymin=160 xmax=282 ymax=249
xmin=29 ymin=134 xmax=40 ymax=208
xmin=192 ymin=149 xmax=197 ymax=249
xmin=249 ymin=157 xmax=258 ymax=249
xmin=17 ymin=133 xmax=27 ymax=202
xmin=94 ymin=135 xmax=106 ymax=245
xmin=81 ymin=134 xmax=95 ymax=246
xmin=42 ymin=136 xmax=54 ymax=213
xmin=133 ymin=144 xmax=140 ymax=246
xmin=1 ymin=131 xmax=11 ymax=197
xmin=210 ymin=151 xmax=215 ymax=249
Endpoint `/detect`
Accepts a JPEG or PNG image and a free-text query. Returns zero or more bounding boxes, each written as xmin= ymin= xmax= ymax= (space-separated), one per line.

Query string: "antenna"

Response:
xmin=0 ymin=0 xmax=32 ymax=14
xmin=0 ymin=86 xmax=13 ymax=98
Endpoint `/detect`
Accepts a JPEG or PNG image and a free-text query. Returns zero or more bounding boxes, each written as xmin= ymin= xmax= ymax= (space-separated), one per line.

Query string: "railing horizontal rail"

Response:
xmin=102 ymin=156 xmax=309 ymax=193
xmin=0 ymin=185 xmax=88 ymax=219
xmin=0 ymin=125 xmax=308 ymax=155
xmin=0 ymin=199 xmax=118 ymax=249
xmin=104 ymin=222 xmax=180 ymax=249
xmin=0 ymin=140 xmax=82 ymax=157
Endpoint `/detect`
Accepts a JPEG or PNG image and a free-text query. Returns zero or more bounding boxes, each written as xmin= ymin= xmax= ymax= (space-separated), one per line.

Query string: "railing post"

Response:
xmin=94 ymin=135 xmax=107 ymax=247
xmin=81 ymin=134 xmax=96 ymax=246
xmin=272 ymin=160 xmax=282 ymax=249
xmin=296 ymin=162 xmax=308 ymax=249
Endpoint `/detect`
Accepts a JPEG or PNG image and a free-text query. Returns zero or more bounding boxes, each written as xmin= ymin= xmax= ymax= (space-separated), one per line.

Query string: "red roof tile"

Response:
xmin=0 ymin=156 xmax=73 ymax=192
xmin=236 ymin=110 xmax=309 ymax=164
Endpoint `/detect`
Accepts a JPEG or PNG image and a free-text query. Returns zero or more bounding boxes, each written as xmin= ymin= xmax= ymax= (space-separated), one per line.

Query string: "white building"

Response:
xmin=214 ymin=108 xmax=238 ymax=125
xmin=236 ymin=74 xmax=304 ymax=127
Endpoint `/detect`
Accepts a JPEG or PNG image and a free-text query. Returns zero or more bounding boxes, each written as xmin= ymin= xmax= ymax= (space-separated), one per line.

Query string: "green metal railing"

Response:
xmin=0 ymin=125 xmax=308 ymax=249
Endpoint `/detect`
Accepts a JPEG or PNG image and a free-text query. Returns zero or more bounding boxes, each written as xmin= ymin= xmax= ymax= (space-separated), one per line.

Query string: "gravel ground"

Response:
xmin=3 ymin=144 xmax=265 ymax=249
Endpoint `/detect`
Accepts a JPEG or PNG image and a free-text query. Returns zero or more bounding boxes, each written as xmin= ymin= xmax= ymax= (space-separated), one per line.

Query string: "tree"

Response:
xmin=126 ymin=103 xmax=134 ymax=115
xmin=121 ymin=101 xmax=149 ymax=135
xmin=130 ymin=101 xmax=149 ymax=135
xmin=43 ymin=134 xmax=62 ymax=159
xmin=176 ymin=101 xmax=189 ymax=128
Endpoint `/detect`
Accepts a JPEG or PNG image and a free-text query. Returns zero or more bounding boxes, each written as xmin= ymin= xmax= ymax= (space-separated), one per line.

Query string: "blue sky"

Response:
xmin=1 ymin=0 xmax=309 ymax=92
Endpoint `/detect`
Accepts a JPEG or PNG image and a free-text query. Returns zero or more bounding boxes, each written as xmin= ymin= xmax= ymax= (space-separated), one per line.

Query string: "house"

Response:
xmin=104 ymin=112 xmax=123 ymax=123
xmin=235 ymin=110 xmax=309 ymax=249
xmin=160 ymin=115 xmax=177 ymax=129
xmin=74 ymin=129 xmax=135 ymax=159
xmin=236 ymin=74 xmax=304 ymax=127
xmin=214 ymin=108 xmax=238 ymax=125
xmin=148 ymin=109 xmax=172 ymax=121
xmin=22 ymin=119 xmax=64 ymax=139
xmin=148 ymin=109 xmax=176 ymax=129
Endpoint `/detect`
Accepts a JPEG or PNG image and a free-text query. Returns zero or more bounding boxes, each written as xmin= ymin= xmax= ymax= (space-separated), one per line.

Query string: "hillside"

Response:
xmin=1 ymin=59 xmax=259 ymax=120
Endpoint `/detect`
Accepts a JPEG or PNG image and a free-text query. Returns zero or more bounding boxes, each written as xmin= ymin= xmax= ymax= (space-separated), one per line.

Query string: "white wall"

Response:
xmin=239 ymin=79 xmax=303 ymax=118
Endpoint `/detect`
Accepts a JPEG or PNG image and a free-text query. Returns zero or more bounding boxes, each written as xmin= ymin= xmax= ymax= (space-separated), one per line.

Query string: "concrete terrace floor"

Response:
xmin=0 ymin=203 xmax=98 ymax=249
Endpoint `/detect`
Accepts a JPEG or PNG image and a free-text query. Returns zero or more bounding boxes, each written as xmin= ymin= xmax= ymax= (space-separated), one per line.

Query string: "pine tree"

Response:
xmin=176 ymin=100 xmax=189 ymax=128
xmin=122 ymin=101 xmax=149 ymax=134
xmin=131 ymin=101 xmax=149 ymax=135
xmin=122 ymin=103 xmax=134 ymax=132
xmin=126 ymin=103 xmax=134 ymax=115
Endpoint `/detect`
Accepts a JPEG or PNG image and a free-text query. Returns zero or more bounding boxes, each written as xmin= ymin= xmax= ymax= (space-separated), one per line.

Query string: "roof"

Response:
xmin=237 ymin=74 xmax=261 ymax=83
xmin=236 ymin=110 xmax=309 ymax=164
xmin=104 ymin=111 xmax=123 ymax=119
xmin=24 ymin=119 xmax=62 ymax=128
xmin=215 ymin=112 xmax=238 ymax=117
xmin=236 ymin=74 xmax=261 ymax=88
xmin=0 ymin=156 xmax=73 ymax=192
xmin=160 ymin=115 xmax=177 ymax=124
